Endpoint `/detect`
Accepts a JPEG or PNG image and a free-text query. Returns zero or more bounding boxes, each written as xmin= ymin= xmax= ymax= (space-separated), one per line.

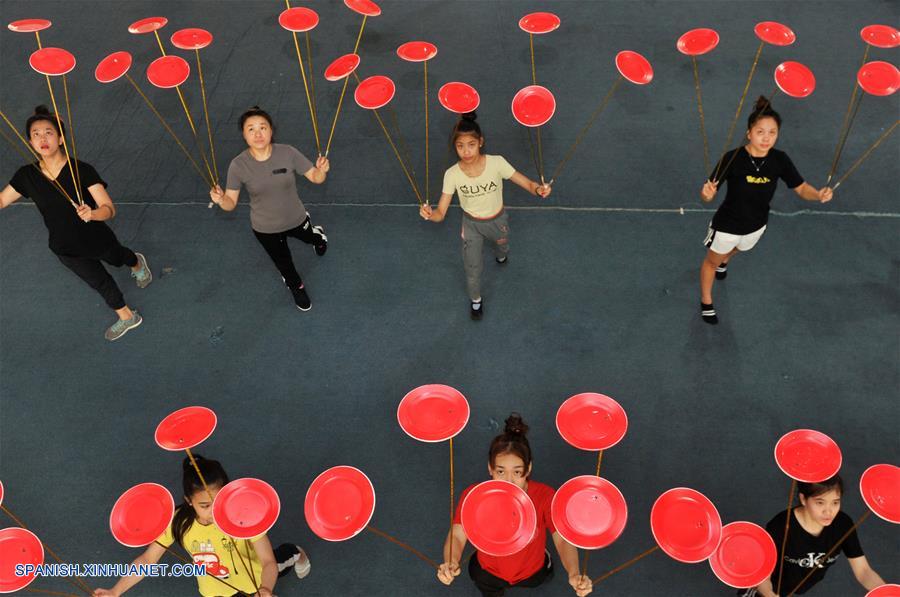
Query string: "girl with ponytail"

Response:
xmin=698 ymin=96 xmax=833 ymax=325
xmin=420 ymin=112 xmax=551 ymax=320
xmin=1 ymin=105 xmax=151 ymax=341
xmin=436 ymin=413 xmax=592 ymax=596
xmin=94 ymin=455 xmax=311 ymax=597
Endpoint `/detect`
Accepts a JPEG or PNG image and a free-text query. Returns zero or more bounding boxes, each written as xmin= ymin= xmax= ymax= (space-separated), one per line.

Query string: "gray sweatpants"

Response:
xmin=461 ymin=211 xmax=510 ymax=301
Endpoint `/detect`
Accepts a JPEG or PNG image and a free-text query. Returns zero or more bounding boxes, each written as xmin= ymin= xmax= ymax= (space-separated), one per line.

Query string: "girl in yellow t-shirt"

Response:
xmin=420 ymin=112 xmax=551 ymax=320
xmin=93 ymin=455 xmax=310 ymax=597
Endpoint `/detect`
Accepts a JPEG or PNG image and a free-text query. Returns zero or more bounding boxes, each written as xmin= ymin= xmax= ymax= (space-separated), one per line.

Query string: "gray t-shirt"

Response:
xmin=225 ymin=143 xmax=314 ymax=233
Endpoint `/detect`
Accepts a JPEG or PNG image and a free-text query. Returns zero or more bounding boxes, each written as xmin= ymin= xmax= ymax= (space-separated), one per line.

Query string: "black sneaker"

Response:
xmin=470 ymin=299 xmax=483 ymax=320
xmin=700 ymin=302 xmax=718 ymax=325
xmin=715 ymin=263 xmax=728 ymax=280
xmin=312 ymin=225 xmax=328 ymax=256
xmin=495 ymin=255 xmax=508 ymax=265
xmin=291 ymin=284 xmax=311 ymax=311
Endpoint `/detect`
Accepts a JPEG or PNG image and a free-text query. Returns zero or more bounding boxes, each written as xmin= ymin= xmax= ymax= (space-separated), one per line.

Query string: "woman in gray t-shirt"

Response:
xmin=210 ymin=107 xmax=330 ymax=311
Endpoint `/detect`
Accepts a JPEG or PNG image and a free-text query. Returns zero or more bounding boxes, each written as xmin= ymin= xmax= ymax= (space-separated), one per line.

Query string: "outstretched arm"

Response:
xmin=793 ymin=181 xmax=832 ymax=203
xmin=849 ymin=556 xmax=886 ymax=591
xmin=509 ymin=171 xmax=551 ymax=198
xmin=420 ymin=192 xmax=453 ymax=222
xmin=304 ymin=156 xmax=330 ymax=184
xmin=552 ymin=532 xmax=592 ymax=596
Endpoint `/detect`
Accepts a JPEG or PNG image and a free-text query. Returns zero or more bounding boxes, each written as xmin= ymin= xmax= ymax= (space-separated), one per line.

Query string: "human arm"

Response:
xmin=0 ymin=184 xmax=22 ymax=209
xmin=420 ymin=192 xmax=453 ymax=223
xmin=793 ymin=181 xmax=832 ymax=203
xmin=209 ymin=185 xmax=241 ymax=211
xmin=551 ymin=532 xmax=592 ymax=596
xmin=304 ymin=156 xmax=329 ymax=184
xmin=437 ymin=523 xmax=468 ymax=585
xmin=700 ymin=179 xmax=719 ymax=202
xmin=91 ymin=541 xmax=166 ymax=596
xmin=251 ymin=535 xmax=278 ymax=597
xmin=749 ymin=577 xmax=779 ymax=597
xmin=508 ymin=171 xmax=551 ymax=198
xmin=848 ymin=555 xmax=886 ymax=590
xmin=76 ymin=183 xmax=117 ymax=222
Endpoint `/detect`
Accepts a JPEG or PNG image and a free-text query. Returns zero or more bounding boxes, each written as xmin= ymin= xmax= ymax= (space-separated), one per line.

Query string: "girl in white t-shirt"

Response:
xmin=420 ymin=112 xmax=550 ymax=319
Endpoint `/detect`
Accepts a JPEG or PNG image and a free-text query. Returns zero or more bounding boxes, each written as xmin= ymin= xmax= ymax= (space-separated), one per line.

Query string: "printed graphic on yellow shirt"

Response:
xmin=459 ymin=181 xmax=499 ymax=198
xmin=746 ymin=175 xmax=771 ymax=184
xmin=190 ymin=538 xmax=230 ymax=579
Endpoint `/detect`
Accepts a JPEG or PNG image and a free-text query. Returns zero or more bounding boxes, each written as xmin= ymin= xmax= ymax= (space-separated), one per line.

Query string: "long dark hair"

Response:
xmin=798 ymin=475 xmax=843 ymax=501
xmin=25 ymin=104 xmax=65 ymax=138
xmin=747 ymin=95 xmax=781 ymax=130
xmin=488 ymin=413 xmax=532 ymax=475
xmin=450 ymin=111 xmax=483 ymax=151
xmin=171 ymin=454 xmax=229 ymax=547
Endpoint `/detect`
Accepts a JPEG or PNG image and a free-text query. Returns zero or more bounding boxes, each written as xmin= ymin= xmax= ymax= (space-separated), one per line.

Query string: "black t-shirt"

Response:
xmin=709 ymin=147 xmax=803 ymax=235
xmin=765 ymin=509 xmax=864 ymax=595
xmin=9 ymin=160 xmax=119 ymax=257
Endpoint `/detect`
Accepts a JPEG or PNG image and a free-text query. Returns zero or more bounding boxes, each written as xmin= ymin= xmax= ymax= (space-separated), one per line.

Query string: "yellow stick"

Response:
xmin=352 ymin=15 xmax=368 ymax=54
xmin=44 ymin=76 xmax=82 ymax=205
xmin=371 ymin=106 xmax=423 ymax=204
xmin=713 ymin=41 xmax=764 ymax=182
xmin=424 ymin=60 xmax=430 ymax=204
xmin=691 ymin=55 xmax=710 ymax=174
xmin=195 ymin=49 xmax=219 ymax=183
xmin=594 ymin=450 xmax=603 ymax=477
xmin=529 ymin=33 xmax=537 ymax=85
xmin=306 ymin=31 xmax=320 ymax=142
xmin=833 ymin=119 xmax=900 ymax=190
xmin=325 ymin=75 xmax=352 ymax=157
xmin=827 ymin=45 xmax=871 ymax=184
xmin=290 ymin=30 xmax=321 ymax=154
xmin=448 ymin=437 xmax=455 ymax=565
xmin=174 ymin=86 xmax=216 ymax=186
xmin=62 ymin=75 xmax=83 ymax=193
xmin=153 ymin=30 xmax=167 ymax=56
xmin=34 ymin=31 xmax=43 ymax=49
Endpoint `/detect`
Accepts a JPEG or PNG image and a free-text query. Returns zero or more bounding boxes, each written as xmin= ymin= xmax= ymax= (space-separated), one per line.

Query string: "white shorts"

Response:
xmin=703 ymin=224 xmax=766 ymax=254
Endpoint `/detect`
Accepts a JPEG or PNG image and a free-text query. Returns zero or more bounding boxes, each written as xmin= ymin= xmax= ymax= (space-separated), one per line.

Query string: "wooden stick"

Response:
xmin=713 ymin=87 xmax=779 ymax=182
xmin=826 ymin=44 xmax=870 ymax=185
xmin=366 ymin=525 xmax=439 ymax=569
xmin=424 ymin=60 xmax=430 ymax=204
xmin=833 ymin=120 xmax=900 ymax=190
xmin=154 ymin=541 xmax=248 ymax=595
xmin=594 ymin=450 xmax=603 ymax=477
xmin=786 ymin=511 xmax=870 ymax=597
xmin=774 ymin=479 xmax=797 ymax=596
xmin=44 ymin=76 xmax=82 ymax=205
xmin=591 ymin=545 xmax=659 ymax=585
xmin=691 ymin=55 xmax=711 ymax=174
xmin=61 ymin=75 xmax=83 ymax=194
xmin=194 ymin=49 xmax=219 ymax=183
xmin=448 ymin=438 xmax=455 ymax=565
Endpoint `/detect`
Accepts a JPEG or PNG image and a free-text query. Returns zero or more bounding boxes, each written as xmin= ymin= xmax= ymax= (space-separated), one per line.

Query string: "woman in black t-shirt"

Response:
xmin=698 ymin=97 xmax=833 ymax=325
xmin=0 ymin=106 xmax=151 ymax=341
xmin=738 ymin=476 xmax=887 ymax=596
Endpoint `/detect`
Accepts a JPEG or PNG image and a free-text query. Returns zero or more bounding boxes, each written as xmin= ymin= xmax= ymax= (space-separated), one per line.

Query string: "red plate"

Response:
xmin=556 ymin=393 xmax=628 ymax=451
xmin=95 ymin=51 xmax=133 ymax=84
xmin=396 ymin=41 xmax=438 ymax=62
xmin=325 ymin=53 xmax=361 ymax=82
xmin=677 ymin=28 xmax=720 ymax=56
xmin=279 ymin=7 xmax=319 ymax=33
xmin=867 ymin=585 xmax=900 ymax=597
xmin=511 ymin=85 xmax=556 ymax=128
xmin=774 ymin=429 xmax=841 ymax=482
xmin=651 ymin=487 xmax=722 ymax=563
xmin=858 ymin=61 xmax=900 ymax=97
xmin=344 ymin=0 xmax=382 ymax=17
xmin=0 ymin=527 xmax=43 ymax=593
xmin=128 ymin=17 xmax=168 ymax=35
xmin=397 ymin=384 xmax=469 ymax=442
xmin=7 ymin=19 xmax=52 ymax=33
xmin=551 ymin=476 xmax=627 ymax=550
xmin=29 ymin=47 xmax=76 ymax=76
xmin=154 ymin=406 xmax=217 ymax=451
xmin=861 ymin=25 xmax=900 ymax=49
xmin=438 ymin=82 xmax=480 ymax=113
xmin=305 ymin=466 xmax=375 ymax=541
xmin=774 ymin=61 xmax=816 ymax=98
xmin=461 ymin=480 xmax=537 ymax=557
xmin=213 ymin=478 xmax=281 ymax=539
xmin=147 ymin=55 xmax=190 ymax=89
xmin=754 ymin=21 xmax=795 ymax=46
xmin=616 ymin=50 xmax=654 ymax=85
xmin=860 ymin=464 xmax=900 ymax=523
xmin=109 ymin=483 xmax=175 ymax=548
xmin=709 ymin=521 xmax=777 ymax=588
xmin=518 ymin=12 xmax=560 ymax=35
xmin=354 ymin=75 xmax=395 ymax=110
xmin=0 ymin=480 xmax=4 ymax=507
xmin=171 ymin=28 xmax=213 ymax=51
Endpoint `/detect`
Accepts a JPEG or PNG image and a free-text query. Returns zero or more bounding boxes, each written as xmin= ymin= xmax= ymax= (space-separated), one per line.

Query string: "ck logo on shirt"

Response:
xmin=745 ymin=175 xmax=771 ymax=184
xmin=787 ymin=552 xmax=838 ymax=569
xmin=460 ymin=181 xmax=498 ymax=196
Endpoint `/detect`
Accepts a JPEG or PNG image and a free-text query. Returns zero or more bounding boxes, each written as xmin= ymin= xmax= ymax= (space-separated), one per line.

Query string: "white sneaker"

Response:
xmin=293 ymin=547 xmax=311 ymax=579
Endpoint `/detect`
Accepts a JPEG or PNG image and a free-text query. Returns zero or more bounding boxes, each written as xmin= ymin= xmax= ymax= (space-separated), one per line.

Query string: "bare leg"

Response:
xmin=116 ymin=305 xmax=135 ymax=321
xmin=700 ymin=248 xmax=737 ymax=304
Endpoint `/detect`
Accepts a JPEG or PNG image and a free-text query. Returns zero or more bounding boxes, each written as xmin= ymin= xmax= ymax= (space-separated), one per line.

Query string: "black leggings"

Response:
xmin=56 ymin=243 xmax=137 ymax=311
xmin=252 ymin=216 xmax=324 ymax=288
xmin=468 ymin=551 xmax=553 ymax=597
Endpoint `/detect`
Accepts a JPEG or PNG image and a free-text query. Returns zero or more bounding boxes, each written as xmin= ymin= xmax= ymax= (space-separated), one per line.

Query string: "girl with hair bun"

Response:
xmin=1 ymin=105 xmax=152 ymax=341
xmin=436 ymin=413 xmax=592 ymax=596
xmin=420 ymin=112 xmax=551 ymax=320
xmin=698 ymin=96 xmax=833 ymax=325
xmin=94 ymin=454 xmax=311 ymax=597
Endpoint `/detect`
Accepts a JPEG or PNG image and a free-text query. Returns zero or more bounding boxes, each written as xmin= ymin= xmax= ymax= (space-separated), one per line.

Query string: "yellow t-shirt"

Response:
xmin=442 ymin=154 xmax=516 ymax=218
xmin=158 ymin=520 xmax=264 ymax=596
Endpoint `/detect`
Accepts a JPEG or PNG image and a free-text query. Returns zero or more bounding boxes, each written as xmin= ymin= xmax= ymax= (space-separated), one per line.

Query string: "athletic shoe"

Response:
xmin=700 ymin=302 xmax=718 ymax=325
xmin=105 ymin=311 xmax=143 ymax=341
xmin=276 ymin=545 xmax=311 ymax=579
xmin=470 ymin=299 xmax=483 ymax=321
xmin=132 ymin=253 xmax=152 ymax=288
xmin=293 ymin=547 xmax=311 ymax=579
xmin=291 ymin=284 xmax=311 ymax=311
xmin=312 ymin=225 xmax=328 ymax=256
xmin=495 ymin=255 xmax=508 ymax=265
xmin=715 ymin=263 xmax=728 ymax=280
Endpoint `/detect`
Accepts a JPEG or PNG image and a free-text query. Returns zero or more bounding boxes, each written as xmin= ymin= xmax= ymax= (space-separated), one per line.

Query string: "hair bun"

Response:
xmin=460 ymin=111 xmax=478 ymax=122
xmin=182 ymin=454 xmax=204 ymax=470
xmin=34 ymin=105 xmax=51 ymax=116
xmin=753 ymin=95 xmax=770 ymax=111
xmin=504 ymin=413 xmax=529 ymax=436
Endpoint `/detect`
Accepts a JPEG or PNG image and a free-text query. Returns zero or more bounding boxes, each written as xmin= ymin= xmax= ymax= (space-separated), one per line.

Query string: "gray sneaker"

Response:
xmin=132 ymin=252 xmax=152 ymax=288
xmin=105 ymin=312 xmax=143 ymax=341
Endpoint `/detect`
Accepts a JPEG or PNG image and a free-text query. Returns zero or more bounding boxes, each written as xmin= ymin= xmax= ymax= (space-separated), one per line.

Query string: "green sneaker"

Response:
xmin=132 ymin=252 xmax=152 ymax=288
xmin=105 ymin=312 xmax=143 ymax=341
